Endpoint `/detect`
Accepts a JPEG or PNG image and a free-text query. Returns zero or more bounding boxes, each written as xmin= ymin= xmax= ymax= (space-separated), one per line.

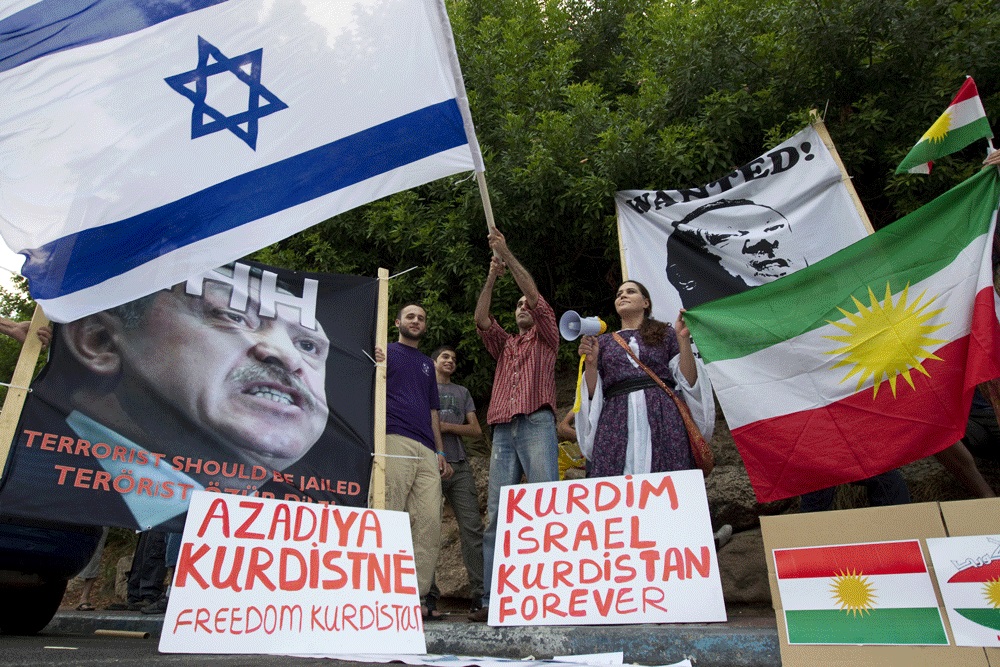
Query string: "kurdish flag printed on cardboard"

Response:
xmin=896 ymin=77 xmax=993 ymax=175
xmin=774 ymin=540 xmax=948 ymax=645
xmin=927 ymin=535 xmax=1000 ymax=646
xmin=686 ymin=168 xmax=1000 ymax=502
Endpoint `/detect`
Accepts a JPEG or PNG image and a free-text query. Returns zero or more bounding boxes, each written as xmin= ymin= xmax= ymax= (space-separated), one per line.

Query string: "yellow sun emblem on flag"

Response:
xmin=983 ymin=577 xmax=1000 ymax=609
xmin=830 ymin=569 xmax=877 ymax=616
xmin=824 ymin=283 xmax=948 ymax=399
xmin=920 ymin=110 xmax=953 ymax=143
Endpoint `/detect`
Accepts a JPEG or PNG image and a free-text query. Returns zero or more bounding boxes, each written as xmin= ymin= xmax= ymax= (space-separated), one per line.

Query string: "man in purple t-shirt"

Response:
xmin=378 ymin=303 xmax=452 ymax=621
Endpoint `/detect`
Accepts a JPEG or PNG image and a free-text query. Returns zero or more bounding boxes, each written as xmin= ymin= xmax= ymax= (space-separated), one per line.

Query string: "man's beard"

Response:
xmin=400 ymin=328 xmax=425 ymax=342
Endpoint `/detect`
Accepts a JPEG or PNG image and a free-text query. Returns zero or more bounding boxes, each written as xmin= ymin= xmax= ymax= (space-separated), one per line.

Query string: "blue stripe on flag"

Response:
xmin=22 ymin=99 xmax=469 ymax=300
xmin=0 ymin=0 xmax=228 ymax=74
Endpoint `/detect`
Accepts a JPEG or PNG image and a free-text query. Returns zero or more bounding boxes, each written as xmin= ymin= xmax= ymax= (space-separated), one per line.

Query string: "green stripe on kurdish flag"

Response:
xmin=896 ymin=77 xmax=993 ymax=175
xmin=686 ymin=167 xmax=1000 ymax=363
xmin=956 ymin=608 xmax=1000 ymax=631
xmin=786 ymin=608 xmax=948 ymax=645
xmin=898 ymin=120 xmax=993 ymax=173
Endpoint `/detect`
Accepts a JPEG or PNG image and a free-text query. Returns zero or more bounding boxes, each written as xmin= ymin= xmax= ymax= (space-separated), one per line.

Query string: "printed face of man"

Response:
xmin=113 ymin=279 xmax=330 ymax=469
xmin=685 ymin=203 xmax=803 ymax=283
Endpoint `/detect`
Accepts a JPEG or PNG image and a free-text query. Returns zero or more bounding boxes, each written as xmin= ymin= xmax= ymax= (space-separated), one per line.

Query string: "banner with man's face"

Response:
xmin=0 ymin=261 xmax=377 ymax=531
xmin=616 ymin=125 xmax=870 ymax=324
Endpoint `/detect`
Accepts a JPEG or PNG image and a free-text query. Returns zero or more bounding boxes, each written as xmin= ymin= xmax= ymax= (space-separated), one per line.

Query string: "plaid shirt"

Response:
xmin=478 ymin=294 xmax=558 ymax=425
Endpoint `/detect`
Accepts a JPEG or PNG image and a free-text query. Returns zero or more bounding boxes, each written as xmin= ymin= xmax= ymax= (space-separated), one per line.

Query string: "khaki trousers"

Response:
xmin=383 ymin=434 xmax=442 ymax=598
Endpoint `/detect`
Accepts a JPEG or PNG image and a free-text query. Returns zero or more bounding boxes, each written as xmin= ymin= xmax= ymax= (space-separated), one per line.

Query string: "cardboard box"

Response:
xmin=762 ymin=501 xmax=992 ymax=666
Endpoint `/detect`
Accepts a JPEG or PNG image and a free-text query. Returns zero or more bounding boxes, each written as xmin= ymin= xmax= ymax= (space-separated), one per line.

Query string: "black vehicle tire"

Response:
xmin=0 ymin=579 xmax=67 ymax=635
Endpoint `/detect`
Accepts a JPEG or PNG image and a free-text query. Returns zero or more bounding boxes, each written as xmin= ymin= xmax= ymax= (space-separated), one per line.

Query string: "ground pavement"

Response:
xmin=47 ymin=600 xmax=781 ymax=667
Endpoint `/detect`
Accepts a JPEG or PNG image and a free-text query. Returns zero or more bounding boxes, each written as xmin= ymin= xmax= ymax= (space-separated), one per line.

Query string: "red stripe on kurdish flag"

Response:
xmin=775 ymin=541 xmax=926 ymax=579
xmin=952 ymin=78 xmax=981 ymax=105
xmin=735 ymin=287 xmax=1000 ymax=503
xmin=948 ymin=560 xmax=1000 ymax=583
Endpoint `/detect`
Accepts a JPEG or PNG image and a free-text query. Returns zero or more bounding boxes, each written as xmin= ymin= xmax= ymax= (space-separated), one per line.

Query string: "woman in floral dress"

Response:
xmin=576 ymin=281 xmax=714 ymax=477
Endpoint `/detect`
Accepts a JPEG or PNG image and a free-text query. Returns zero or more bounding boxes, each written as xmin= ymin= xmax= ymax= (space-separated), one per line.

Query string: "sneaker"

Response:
xmin=141 ymin=596 xmax=169 ymax=615
xmin=468 ymin=606 xmax=488 ymax=623
xmin=714 ymin=524 xmax=733 ymax=550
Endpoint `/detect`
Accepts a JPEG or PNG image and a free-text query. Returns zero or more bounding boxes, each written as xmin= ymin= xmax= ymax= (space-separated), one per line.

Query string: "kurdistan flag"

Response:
xmin=774 ymin=540 xmax=947 ymax=645
xmin=949 ymin=560 xmax=1000 ymax=631
xmin=926 ymin=535 xmax=1000 ymax=646
xmin=685 ymin=168 xmax=1000 ymax=503
xmin=896 ymin=77 xmax=993 ymax=174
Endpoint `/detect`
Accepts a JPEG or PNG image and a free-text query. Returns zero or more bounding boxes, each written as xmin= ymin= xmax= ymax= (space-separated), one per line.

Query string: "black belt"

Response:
xmin=604 ymin=375 xmax=672 ymax=399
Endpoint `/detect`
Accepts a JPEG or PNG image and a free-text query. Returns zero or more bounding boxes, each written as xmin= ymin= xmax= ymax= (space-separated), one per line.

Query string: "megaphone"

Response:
xmin=559 ymin=310 xmax=608 ymax=341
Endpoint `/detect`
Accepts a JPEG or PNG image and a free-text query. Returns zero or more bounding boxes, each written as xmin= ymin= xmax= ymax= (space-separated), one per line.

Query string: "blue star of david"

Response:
xmin=165 ymin=36 xmax=288 ymax=150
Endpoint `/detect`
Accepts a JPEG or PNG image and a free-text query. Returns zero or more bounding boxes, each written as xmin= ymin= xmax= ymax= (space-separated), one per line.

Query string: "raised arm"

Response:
xmin=488 ymin=229 xmax=539 ymax=309
xmin=675 ymin=311 xmax=697 ymax=386
xmin=475 ymin=255 xmax=506 ymax=330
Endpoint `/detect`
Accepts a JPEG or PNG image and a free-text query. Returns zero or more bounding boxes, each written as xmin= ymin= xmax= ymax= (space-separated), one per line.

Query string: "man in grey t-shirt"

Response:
xmin=427 ymin=345 xmax=485 ymax=614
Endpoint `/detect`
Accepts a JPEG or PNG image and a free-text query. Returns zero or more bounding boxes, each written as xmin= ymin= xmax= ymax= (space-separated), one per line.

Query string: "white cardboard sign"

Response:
xmin=926 ymin=534 xmax=1000 ymax=647
xmin=159 ymin=491 xmax=425 ymax=654
xmin=488 ymin=470 xmax=726 ymax=626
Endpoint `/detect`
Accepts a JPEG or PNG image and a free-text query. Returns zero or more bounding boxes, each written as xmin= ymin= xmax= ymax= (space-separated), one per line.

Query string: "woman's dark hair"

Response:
xmin=622 ymin=280 xmax=668 ymax=346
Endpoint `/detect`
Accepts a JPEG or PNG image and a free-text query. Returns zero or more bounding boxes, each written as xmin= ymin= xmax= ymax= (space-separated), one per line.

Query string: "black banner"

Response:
xmin=0 ymin=261 xmax=376 ymax=531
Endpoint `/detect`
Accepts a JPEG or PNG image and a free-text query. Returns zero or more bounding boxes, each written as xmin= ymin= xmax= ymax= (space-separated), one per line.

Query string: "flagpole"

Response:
xmin=476 ymin=170 xmax=497 ymax=232
xmin=0 ymin=305 xmax=47 ymax=479
xmin=370 ymin=268 xmax=389 ymax=510
xmin=810 ymin=110 xmax=875 ymax=235
xmin=617 ymin=210 xmax=629 ymax=282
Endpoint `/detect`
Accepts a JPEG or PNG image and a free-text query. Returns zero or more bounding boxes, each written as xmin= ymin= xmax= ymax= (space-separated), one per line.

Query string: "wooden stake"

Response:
xmin=810 ymin=109 xmax=875 ymax=235
xmin=370 ymin=268 xmax=389 ymax=510
xmin=617 ymin=207 xmax=629 ymax=282
xmin=0 ymin=305 xmax=47 ymax=479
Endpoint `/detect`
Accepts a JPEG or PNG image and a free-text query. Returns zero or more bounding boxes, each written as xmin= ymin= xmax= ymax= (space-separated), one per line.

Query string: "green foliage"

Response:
xmin=255 ymin=0 xmax=1000 ymax=407
xmin=0 ymin=275 xmax=46 ymax=403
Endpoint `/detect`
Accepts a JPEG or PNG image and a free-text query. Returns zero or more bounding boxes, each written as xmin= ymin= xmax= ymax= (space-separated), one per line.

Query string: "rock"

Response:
xmin=114 ymin=555 xmax=130 ymax=600
xmin=434 ymin=453 xmax=490 ymax=600
xmin=705 ymin=465 xmax=797 ymax=532
xmin=718 ymin=528 xmax=772 ymax=604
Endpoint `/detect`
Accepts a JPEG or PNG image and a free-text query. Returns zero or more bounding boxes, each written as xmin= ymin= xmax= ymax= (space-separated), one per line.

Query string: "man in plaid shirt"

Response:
xmin=470 ymin=228 xmax=559 ymax=621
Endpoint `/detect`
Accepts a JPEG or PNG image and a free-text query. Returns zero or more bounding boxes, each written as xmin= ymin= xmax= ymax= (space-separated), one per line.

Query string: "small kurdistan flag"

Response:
xmin=774 ymin=540 xmax=947 ymax=645
xmin=926 ymin=535 xmax=1000 ymax=646
xmin=949 ymin=559 xmax=1000 ymax=631
xmin=896 ymin=77 xmax=993 ymax=174
xmin=685 ymin=168 xmax=1000 ymax=503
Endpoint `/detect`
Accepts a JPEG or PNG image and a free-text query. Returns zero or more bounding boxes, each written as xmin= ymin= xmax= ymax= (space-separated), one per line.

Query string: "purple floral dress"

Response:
xmin=588 ymin=328 xmax=694 ymax=477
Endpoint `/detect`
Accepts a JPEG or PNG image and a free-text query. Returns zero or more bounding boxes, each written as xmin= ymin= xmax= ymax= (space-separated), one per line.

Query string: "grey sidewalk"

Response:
xmin=46 ymin=606 xmax=781 ymax=667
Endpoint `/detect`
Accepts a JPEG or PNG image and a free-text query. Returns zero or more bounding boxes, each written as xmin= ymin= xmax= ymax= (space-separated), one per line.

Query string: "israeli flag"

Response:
xmin=0 ymin=0 xmax=483 ymax=321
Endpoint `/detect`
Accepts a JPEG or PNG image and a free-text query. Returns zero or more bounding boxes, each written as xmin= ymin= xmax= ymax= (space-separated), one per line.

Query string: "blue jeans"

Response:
xmin=800 ymin=469 xmax=910 ymax=512
xmin=482 ymin=409 xmax=558 ymax=606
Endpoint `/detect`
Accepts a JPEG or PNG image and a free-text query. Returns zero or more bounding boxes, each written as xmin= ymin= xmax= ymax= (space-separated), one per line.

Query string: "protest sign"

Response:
xmin=487 ymin=470 xmax=726 ymax=626
xmin=159 ymin=491 xmax=425 ymax=654
xmin=0 ymin=261 xmax=376 ymax=531
xmin=927 ymin=534 xmax=1000 ymax=647
xmin=617 ymin=125 xmax=869 ymax=323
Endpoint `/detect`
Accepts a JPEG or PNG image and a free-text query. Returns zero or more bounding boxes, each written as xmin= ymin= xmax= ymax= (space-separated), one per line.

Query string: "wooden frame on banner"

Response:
xmin=370 ymin=267 xmax=389 ymax=510
xmin=0 ymin=305 xmax=47 ymax=479
xmin=617 ymin=213 xmax=630 ymax=283
xmin=810 ymin=109 xmax=875 ymax=235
